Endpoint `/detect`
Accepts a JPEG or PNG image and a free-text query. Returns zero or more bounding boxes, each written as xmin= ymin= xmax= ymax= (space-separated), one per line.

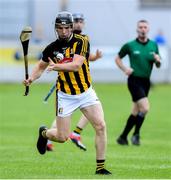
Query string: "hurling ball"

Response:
xmin=56 ymin=53 xmax=64 ymax=60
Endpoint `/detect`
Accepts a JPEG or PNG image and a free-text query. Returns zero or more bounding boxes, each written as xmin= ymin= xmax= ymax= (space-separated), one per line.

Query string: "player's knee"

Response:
xmin=95 ymin=121 xmax=106 ymax=134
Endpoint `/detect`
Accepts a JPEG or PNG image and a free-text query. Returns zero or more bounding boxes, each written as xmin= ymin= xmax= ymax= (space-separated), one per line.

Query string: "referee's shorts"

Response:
xmin=127 ymin=75 xmax=150 ymax=102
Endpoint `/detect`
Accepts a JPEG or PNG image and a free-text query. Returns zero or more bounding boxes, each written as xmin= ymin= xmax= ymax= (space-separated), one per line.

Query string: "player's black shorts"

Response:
xmin=127 ymin=75 xmax=150 ymax=102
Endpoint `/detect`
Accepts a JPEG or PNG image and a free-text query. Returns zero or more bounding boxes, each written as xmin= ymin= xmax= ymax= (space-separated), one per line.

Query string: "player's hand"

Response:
xmin=124 ymin=67 xmax=134 ymax=76
xmin=23 ymin=78 xmax=33 ymax=86
xmin=95 ymin=49 xmax=102 ymax=59
xmin=47 ymin=57 xmax=57 ymax=72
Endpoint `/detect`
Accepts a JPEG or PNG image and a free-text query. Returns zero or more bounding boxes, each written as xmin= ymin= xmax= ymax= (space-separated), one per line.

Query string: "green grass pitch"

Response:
xmin=0 ymin=83 xmax=171 ymax=179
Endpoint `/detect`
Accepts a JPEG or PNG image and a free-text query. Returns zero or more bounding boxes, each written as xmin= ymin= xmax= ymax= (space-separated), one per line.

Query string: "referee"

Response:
xmin=115 ymin=20 xmax=161 ymax=146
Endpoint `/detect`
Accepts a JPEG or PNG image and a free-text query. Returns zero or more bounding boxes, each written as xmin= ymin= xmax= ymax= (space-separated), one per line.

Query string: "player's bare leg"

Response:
xmin=47 ymin=115 xmax=88 ymax=151
xmin=36 ymin=116 xmax=71 ymax=155
xmin=81 ymin=103 xmax=111 ymax=175
xmin=47 ymin=119 xmax=56 ymax=151
xmin=77 ymin=114 xmax=89 ymax=129
xmin=46 ymin=116 xmax=71 ymax=142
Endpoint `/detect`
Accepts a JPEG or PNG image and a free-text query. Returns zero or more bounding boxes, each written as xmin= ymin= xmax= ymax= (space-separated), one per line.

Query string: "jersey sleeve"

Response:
xmin=118 ymin=43 xmax=129 ymax=59
xmin=84 ymin=35 xmax=89 ymax=41
xmin=41 ymin=42 xmax=57 ymax=63
xmin=42 ymin=46 xmax=51 ymax=63
xmin=75 ymin=37 xmax=90 ymax=58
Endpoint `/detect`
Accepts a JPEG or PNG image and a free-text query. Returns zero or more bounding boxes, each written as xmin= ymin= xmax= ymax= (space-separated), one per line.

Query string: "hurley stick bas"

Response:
xmin=20 ymin=26 xmax=32 ymax=96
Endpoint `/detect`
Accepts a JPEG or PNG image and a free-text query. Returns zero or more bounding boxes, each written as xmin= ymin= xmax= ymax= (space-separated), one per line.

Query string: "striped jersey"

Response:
xmin=42 ymin=33 xmax=91 ymax=95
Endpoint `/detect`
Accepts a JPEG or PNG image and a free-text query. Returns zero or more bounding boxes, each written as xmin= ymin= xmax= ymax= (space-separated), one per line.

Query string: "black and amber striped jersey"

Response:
xmin=81 ymin=34 xmax=89 ymax=41
xmin=42 ymin=33 xmax=91 ymax=95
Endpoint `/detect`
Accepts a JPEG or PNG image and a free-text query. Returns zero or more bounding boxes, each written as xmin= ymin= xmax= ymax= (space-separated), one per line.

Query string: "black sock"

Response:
xmin=120 ymin=114 xmax=136 ymax=139
xmin=73 ymin=126 xmax=82 ymax=135
xmin=133 ymin=112 xmax=145 ymax=135
xmin=96 ymin=160 xmax=105 ymax=171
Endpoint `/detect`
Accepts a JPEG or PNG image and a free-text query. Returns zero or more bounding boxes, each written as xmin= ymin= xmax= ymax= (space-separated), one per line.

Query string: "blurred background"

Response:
xmin=0 ymin=0 xmax=171 ymax=83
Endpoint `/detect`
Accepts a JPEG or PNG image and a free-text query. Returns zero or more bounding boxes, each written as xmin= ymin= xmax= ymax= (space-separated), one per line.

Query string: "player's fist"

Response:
xmin=95 ymin=49 xmax=102 ymax=59
xmin=23 ymin=78 xmax=33 ymax=86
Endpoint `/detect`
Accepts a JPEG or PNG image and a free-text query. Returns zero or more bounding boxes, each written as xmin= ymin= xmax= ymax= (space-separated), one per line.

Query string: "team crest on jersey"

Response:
xmin=58 ymin=107 xmax=63 ymax=114
xmin=62 ymin=47 xmax=68 ymax=54
xmin=133 ymin=51 xmax=140 ymax=54
xmin=53 ymin=51 xmax=59 ymax=56
xmin=70 ymin=49 xmax=74 ymax=55
xmin=150 ymin=51 xmax=155 ymax=55
xmin=62 ymin=47 xmax=67 ymax=51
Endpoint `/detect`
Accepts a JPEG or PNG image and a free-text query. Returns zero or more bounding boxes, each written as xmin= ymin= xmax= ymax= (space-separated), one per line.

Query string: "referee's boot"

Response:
xmin=95 ymin=168 xmax=112 ymax=175
xmin=37 ymin=125 xmax=48 ymax=154
xmin=131 ymin=134 xmax=140 ymax=145
xmin=116 ymin=136 xmax=128 ymax=145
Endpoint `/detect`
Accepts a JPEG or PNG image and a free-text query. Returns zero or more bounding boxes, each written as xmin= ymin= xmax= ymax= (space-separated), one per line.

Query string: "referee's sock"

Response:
xmin=133 ymin=112 xmax=145 ymax=135
xmin=73 ymin=126 xmax=83 ymax=135
xmin=120 ymin=114 xmax=136 ymax=139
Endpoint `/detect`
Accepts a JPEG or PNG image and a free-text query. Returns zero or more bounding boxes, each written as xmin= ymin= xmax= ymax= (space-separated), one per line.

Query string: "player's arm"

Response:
xmin=23 ymin=60 xmax=48 ymax=86
xmin=89 ymin=49 xmax=102 ymax=61
xmin=47 ymin=54 xmax=85 ymax=72
xmin=47 ymin=36 xmax=89 ymax=72
xmin=115 ymin=55 xmax=133 ymax=76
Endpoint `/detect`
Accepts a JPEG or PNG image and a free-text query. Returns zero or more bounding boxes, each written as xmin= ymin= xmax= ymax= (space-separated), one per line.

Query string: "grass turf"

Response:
xmin=0 ymin=83 xmax=171 ymax=179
